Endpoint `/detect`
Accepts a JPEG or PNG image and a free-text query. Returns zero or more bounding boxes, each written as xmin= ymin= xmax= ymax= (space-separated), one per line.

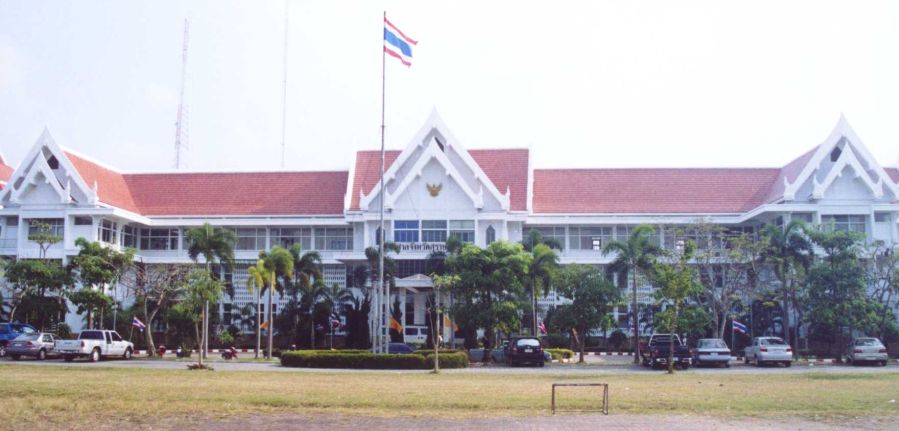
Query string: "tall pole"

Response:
xmin=280 ymin=0 xmax=289 ymax=169
xmin=377 ymin=10 xmax=388 ymax=354
xmin=174 ymin=19 xmax=190 ymax=169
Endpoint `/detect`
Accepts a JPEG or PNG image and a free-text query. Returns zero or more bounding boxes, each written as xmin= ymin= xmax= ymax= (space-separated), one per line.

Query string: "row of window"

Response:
xmin=392 ymin=220 xmax=478 ymax=243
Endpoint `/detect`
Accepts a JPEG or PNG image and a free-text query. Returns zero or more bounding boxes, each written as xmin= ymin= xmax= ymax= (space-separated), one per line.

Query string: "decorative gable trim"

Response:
xmin=359 ymin=109 xmax=510 ymax=211
xmin=783 ymin=115 xmax=899 ymax=201
xmin=811 ymin=146 xmax=883 ymax=199
xmin=1 ymin=129 xmax=96 ymax=205
xmin=382 ymin=139 xmax=485 ymax=209
xmin=8 ymin=154 xmax=69 ymax=204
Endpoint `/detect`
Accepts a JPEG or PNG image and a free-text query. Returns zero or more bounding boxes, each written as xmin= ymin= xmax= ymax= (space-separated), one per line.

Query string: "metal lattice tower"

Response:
xmin=174 ymin=19 xmax=190 ymax=169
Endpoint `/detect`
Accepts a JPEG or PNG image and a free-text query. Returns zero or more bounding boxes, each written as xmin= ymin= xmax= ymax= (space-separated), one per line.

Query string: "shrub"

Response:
xmin=423 ymin=351 xmax=468 ymax=369
xmin=545 ymin=348 xmax=575 ymax=360
xmin=54 ymin=323 xmax=73 ymax=340
xmin=281 ymin=351 xmax=426 ymax=369
xmin=609 ymin=330 xmax=628 ymax=351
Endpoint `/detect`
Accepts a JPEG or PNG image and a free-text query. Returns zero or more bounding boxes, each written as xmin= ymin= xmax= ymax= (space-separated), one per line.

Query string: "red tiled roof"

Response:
xmin=64 ymin=151 xmax=347 ymax=216
xmin=348 ymin=149 xmax=530 ymax=211
xmin=532 ymin=168 xmax=781 ymax=214
xmin=123 ymin=171 xmax=348 ymax=216
xmin=0 ymin=154 xmax=15 ymax=186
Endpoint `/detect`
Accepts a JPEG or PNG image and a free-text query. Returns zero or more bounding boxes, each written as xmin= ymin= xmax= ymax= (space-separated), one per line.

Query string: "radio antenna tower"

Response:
xmin=280 ymin=0 xmax=289 ymax=168
xmin=174 ymin=19 xmax=190 ymax=169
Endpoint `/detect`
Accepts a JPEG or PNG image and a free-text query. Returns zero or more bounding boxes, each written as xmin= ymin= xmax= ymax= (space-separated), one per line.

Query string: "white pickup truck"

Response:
xmin=54 ymin=330 xmax=134 ymax=362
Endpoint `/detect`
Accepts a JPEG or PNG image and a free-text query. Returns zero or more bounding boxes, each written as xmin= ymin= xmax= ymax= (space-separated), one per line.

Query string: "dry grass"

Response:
xmin=1 ymin=364 xmax=897 ymax=428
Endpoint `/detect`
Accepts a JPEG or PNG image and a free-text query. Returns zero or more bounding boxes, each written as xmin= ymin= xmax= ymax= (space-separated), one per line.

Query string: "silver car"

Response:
xmin=7 ymin=332 xmax=57 ymax=360
xmin=692 ymin=338 xmax=732 ymax=367
xmin=744 ymin=336 xmax=792 ymax=367
xmin=845 ymin=337 xmax=888 ymax=366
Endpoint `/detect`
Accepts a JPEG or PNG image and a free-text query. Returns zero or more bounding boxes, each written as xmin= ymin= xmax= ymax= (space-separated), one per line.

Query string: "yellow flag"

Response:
xmin=260 ymin=320 xmax=269 ymax=330
xmin=443 ymin=315 xmax=459 ymax=332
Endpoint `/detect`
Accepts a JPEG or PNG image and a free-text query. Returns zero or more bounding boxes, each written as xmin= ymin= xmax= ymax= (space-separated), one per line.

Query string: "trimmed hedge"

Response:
xmin=281 ymin=351 xmax=425 ymax=369
xmin=280 ymin=350 xmax=469 ymax=369
xmin=415 ymin=349 xmax=462 ymax=356
xmin=423 ymin=351 xmax=469 ymax=369
xmin=546 ymin=348 xmax=575 ymax=360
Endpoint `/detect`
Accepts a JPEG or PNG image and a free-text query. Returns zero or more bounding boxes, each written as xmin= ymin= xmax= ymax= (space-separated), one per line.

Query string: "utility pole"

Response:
xmin=174 ymin=19 xmax=190 ymax=169
xmin=280 ymin=0 xmax=289 ymax=168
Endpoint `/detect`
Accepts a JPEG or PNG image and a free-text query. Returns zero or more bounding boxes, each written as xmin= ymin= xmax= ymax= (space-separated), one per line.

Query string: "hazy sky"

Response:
xmin=2 ymin=1 xmax=899 ymax=173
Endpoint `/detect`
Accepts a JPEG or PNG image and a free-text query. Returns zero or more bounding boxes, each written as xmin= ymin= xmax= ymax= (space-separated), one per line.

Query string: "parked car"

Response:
xmin=0 ymin=323 xmax=38 ymax=357
xmin=641 ymin=334 xmax=691 ymax=369
xmin=54 ymin=330 xmax=134 ymax=362
xmin=844 ymin=337 xmax=888 ymax=366
xmin=505 ymin=336 xmax=545 ymax=367
xmin=744 ymin=336 xmax=792 ymax=367
xmin=692 ymin=338 xmax=732 ymax=367
xmin=7 ymin=332 xmax=58 ymax=360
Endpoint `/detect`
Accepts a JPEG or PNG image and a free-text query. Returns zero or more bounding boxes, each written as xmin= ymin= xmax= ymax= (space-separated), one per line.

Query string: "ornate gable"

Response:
xmin=782 ymin=116 xmax=899 ymax=202
xmin=0 ymin=129 xmax=96 ymax=206
xmin=358 ymin=111 xmax=511 ymax=212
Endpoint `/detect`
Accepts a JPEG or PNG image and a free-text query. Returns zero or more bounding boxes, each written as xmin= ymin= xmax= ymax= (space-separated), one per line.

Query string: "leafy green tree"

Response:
xmin=863 ymin=241 xmax=899 ymax=341
xmin=27 ymin=220 xmax=62 ymax=259
xmin=447 ymin=241 xmax=531 ymax=363
xmin=524 ymin=244 xmax=559 ymax=336
xmin=342 ymin=292 xmax=371 ymax=349
xmin=804 ymin=228 xmax=874 ymax=360
xmin=603 ymin=224 xmax=661 ymax=363
xmin=67 ymin=289 xmax=112 ymax=330
xmin=553 ymin=265 xmax=620 ymax=362
xmin=178 ymin=271 xmax=224 ymax=361
xmin=70 ymin=238 xmax=134 ymax=328
xmin=246 ymin=259 xmax=269 ymax=358
xmin=760 ymin=220 xmax=811 ymax=352
xmin=184 ymin=223 xmax=235 ymax=366
xmin=652 ymin=240 xmax=702 ymax=374
xmin=4 ymin=259 xmax=71 ymax=328
xmin=258 ymin=246 xmax=293 ymax=358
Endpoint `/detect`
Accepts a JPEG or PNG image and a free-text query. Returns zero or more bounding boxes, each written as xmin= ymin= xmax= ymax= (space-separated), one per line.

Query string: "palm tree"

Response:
xmin=603 ymin=224 xmax=661 ymax=363
xmin=185 ymin=223 xmax=235 ymax=366
xmin=258 ymin=246 xmax=293 ymax=359
xmin=760 ymin=220 xmax=811 ymax=354
xmin=526 ymin=243 xmax=559 ymax=335
xmin=246 ymin=259 xmax=269 ymax=358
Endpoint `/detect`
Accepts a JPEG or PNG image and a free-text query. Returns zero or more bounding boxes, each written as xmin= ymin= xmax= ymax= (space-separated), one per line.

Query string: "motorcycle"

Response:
xmin=221 ymin=346 xmax=238 ymax=360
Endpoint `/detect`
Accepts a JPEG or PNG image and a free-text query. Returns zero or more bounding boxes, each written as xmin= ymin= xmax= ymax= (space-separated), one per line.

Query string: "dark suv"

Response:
xmin=506 ymin=337 xmax=545 ymax=367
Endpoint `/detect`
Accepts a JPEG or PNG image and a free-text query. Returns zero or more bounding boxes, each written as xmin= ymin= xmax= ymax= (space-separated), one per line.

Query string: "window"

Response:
xmin=525 ymin=226 xmax=565 ymax=249
xmin=830 ymin=147 xmax=842 ymax=162
xmin=6 ymin=217 xmax=18 ymax=226
xmin=111 ymin=332 xmax=123 ymax=342
xmin=315 ymin=227 xmax=353 ymax=250
xmin=792 ymin=213 xmax=813 ymax=223
xmin=233 ymin=228 xmax=266 ymax=251
xmin=122 ymin=225 xmax=137 ymax=248
xmin=394 ymin=220 xmax=419 ymax=243
xmin=486 ymin=225 xmax=496 ymax=245
xmin=405 ymin=297 xmax=415 ymax=325
xmin=422 ymin=220 xmax=448 ymax=242
xmin=821 ymin=215 xmax=866 ymax=233
xmin=139 ymin=228 xmax=179 ymax=250
xmin=449 ymin=220 xmax=475 ymax=243
xmin=98 ymin=219 xmax=117 ymax=244
xmin=74 ymin=216 xmax=92 ymax=226
xmin=271 ymin=304 xmax=278 ymax=315
xmin=396 ymin=259 xmax=428 ymax=278
xmin=875 ymin=213 xmax=891 ymax=223
xmin=27 ymin=218 xmax=64 ymax=237
xmin=271 ymin=227 xmax=312 ymax=249
xmin=223 ymin=304 xmax=233 ymax=326
xmin=569 ymin=226 xmax=613 ymax=251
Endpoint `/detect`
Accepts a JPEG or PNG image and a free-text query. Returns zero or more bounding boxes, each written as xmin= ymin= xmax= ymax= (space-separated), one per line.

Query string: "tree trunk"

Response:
xmin=267 ymin=273 xmax=274 ymax=359
xmin=255 ymin=292 xmax=261 ymax=359
xmin=578 ymin=326 xmax=586 ymax=363
xmin=717 ymin=312 xmax=727 ymax=340
xmin=632 ymin=266 xmax=641 ymax=364
xmin=195 ymin=319 xmax=202 ymax=366
xmin=531 ymin=276 xmax=538 ymax=336
xmin=143 ymin=300 xmax=155 ymax=357
xmin=483 ymin=324 xmax=494 ymax=364
xmin=311 ymin=304 xmax=316 ymax=349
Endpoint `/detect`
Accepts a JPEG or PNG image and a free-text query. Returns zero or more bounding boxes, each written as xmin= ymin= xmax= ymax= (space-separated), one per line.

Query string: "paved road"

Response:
xmin=4 ymin=355 xmax=897 ymax=375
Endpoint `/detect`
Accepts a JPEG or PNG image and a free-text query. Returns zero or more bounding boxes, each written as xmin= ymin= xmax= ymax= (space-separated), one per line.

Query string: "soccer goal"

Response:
xmin=550 ymin=383 xmax=609 ymax=415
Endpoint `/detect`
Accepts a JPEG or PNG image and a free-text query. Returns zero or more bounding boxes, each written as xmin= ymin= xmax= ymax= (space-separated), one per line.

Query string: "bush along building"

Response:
xmin=1 ymin=112 xmax=898 ymax=349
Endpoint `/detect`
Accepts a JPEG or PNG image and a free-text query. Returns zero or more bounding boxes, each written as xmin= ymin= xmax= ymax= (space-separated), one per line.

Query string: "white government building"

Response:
xmin=2 ymin=112 xmax=899 ymax=342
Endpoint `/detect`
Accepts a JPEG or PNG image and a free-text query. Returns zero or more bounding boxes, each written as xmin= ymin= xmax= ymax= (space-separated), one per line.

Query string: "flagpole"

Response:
xmin=377 ymin=10 xmax=388 ymax=354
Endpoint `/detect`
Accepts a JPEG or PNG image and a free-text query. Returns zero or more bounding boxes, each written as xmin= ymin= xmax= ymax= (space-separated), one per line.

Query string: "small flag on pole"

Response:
xmin=732 ymin=320 xmax=748 ymax=335
xmin=538 ymin=320 xmax=547 ymax=335
xmin=260 ymin=320 xmax=270 ymax=330
xmin=389 ymin=317 xmax=403 ymax=332
xmin=132 ymin=316 xmax=146 ymax=332
xmin=384 ymin=16 xmax=417 ymax=66
xmin=331 ymin=318 xmax=341 ymax=329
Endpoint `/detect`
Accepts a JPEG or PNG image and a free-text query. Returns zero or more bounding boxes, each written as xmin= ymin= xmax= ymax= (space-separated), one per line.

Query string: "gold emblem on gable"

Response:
xmin=426 ymin=183 xmax=442 ymax=197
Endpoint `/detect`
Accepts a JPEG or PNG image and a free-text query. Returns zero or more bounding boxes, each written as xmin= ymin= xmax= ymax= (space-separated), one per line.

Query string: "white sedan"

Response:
xmin=844 ymin=338 xmax=888 ymax=366
xmin=744 ymin=336 xmax=792 ymax=367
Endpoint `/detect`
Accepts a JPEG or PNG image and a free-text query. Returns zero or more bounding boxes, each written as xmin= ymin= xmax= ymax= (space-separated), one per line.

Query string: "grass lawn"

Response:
xmin=1 ymin=364 xmax=897 ymax=428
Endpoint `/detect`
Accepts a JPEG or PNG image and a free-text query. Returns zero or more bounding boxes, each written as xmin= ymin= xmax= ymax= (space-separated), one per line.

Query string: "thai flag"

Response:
xmin=132 ymin=316 xmax=146 ymax=332
xmin=384 ymin=16 xmax=417 ymax=66
xmin=538 ymin=321 xmax=547 ymax=335
xmin=732 ymin=320 xmax=748 ymax=335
